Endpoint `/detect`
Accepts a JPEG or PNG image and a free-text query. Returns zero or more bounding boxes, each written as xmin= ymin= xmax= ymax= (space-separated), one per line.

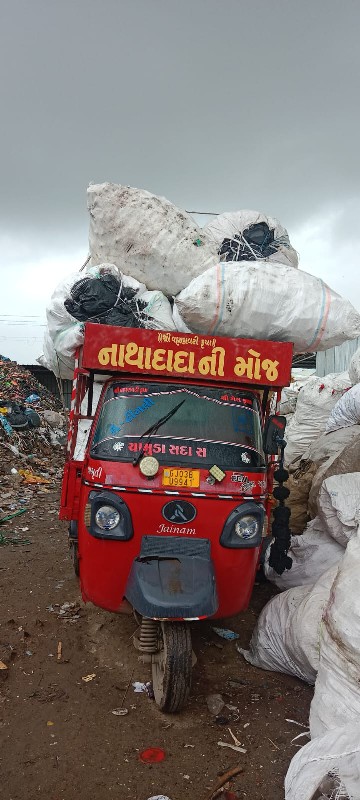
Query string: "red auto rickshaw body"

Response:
xmin=60 ymin=324 xmax=292 ymax=621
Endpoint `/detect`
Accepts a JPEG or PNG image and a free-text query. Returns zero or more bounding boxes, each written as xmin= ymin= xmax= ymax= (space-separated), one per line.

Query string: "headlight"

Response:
xmin=95 ymin=505 xmax=120 ymax=530
xmin=220 ymin=502 xmax=264 ymax=549
xmin=88 ymin=491 xmax=133 ymax=541
xmin=234 ymin=515 xmax=259 ymax=541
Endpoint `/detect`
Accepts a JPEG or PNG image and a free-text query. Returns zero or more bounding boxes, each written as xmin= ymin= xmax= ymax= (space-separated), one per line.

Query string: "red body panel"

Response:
xmin=78 ymin=482 xmax=261 ymax=618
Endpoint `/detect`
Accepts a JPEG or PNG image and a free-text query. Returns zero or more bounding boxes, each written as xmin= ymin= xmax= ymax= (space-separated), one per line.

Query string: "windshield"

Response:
xmin=90 ymin=382 xmax=265 ymax=468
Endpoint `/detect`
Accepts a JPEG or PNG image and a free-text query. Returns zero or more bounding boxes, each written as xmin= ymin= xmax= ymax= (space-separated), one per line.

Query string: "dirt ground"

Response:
xmin=0 ymin=479 xmax=313 ymax=800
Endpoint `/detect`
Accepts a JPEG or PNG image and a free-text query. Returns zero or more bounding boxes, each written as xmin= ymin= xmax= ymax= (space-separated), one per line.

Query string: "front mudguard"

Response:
xmin=125 ymin=536 xmax=218 ymax=619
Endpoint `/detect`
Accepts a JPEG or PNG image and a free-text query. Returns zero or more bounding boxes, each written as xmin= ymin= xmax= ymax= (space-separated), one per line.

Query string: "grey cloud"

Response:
xmin=0 ymin=0 xmax=359 ymax=245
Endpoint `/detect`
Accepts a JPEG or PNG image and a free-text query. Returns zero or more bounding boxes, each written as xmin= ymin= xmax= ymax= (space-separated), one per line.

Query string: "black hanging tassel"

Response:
xmin=268 ymin=443 xmax=293 ymax=575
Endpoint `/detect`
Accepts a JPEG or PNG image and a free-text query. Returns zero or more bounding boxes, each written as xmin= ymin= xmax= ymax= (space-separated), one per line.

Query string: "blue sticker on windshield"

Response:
xmin=108 ymin=396 xmax=155 ymax=436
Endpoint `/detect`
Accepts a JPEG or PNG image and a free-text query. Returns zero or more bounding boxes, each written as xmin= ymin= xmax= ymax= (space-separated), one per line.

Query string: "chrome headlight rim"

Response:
xmin=220 ymin=502 xmax=264 ymax=549
xmin=95 ymin=504 xmax=121 ymax=531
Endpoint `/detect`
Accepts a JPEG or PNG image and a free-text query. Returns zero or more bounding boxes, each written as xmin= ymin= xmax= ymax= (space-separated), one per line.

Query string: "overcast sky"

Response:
xmin=1 ymin=0 xmax=359 ymax=362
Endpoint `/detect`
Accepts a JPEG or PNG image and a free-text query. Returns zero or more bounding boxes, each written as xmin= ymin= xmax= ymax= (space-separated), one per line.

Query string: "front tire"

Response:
xmin=152 ymin=622 xmax=192 ymax=713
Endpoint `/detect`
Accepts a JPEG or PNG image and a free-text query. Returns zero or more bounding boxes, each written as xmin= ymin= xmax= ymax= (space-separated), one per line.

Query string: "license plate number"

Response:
xmin=162 ymin=469 xmax=200 ymax=488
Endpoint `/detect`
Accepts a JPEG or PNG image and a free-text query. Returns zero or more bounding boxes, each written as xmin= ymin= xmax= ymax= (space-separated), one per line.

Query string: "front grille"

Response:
xmin=140 ymin=536 xmax=210 ymax=559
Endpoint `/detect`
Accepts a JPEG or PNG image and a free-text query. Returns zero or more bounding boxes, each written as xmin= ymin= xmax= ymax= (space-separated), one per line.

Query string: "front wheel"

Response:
xmin=152 ymin=622 xmax=192 ymax=713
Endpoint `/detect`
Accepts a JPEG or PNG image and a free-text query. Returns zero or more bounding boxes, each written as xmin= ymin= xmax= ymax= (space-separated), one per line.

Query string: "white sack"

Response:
xmin=284 ymin=373 xmax=351 ymax=466
xmin=317 ymin=473 xmax=360 ymax=546
xmin=203 ymin=209 xmax=298 ymax=267
xmin=309 ymin=430 xmax=360 ymax=517
xmin=308 ymin=425 xmax=360 ymax=466
xmin=174 ymin=262 xmax=360 ymax=352
xmin=349 ymin=347 xmax=360 ymax=385
xmin=239 ymin=565 xmax=337 ymax=684
xmin=42 ymin=264 xmax=176 ymax=378
xmin=326 ymin=383 xmax=360 ymax=432
xmin=87 ymin=182 xmax=218 ymax=296
xmin=310 ymin=526 xmax=360 ymax=738
xmin=264 ymin=518 xmax=344 ymax=590
xmin=285 ymin=723 xmax=360 ymax=800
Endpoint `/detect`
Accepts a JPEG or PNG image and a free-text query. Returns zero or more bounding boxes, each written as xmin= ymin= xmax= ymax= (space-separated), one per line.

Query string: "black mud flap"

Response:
xmin=125 ymin=536 xmax=218 ymax=619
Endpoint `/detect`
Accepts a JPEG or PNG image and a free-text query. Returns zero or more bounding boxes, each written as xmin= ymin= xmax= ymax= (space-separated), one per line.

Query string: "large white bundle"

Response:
xmin=309 ymin=430 xmax=360 ymax=517
xmin=317 ymin=473 xmax=360 ymax=546
xmin=308 ymin=425 xmax=360 ymax=466
xmin=264 ymin=518 xmax=344 ymax=590
xmin=204 ymin=209 xmax=298 ymax=267
xmin=42 ymin=264 xmax=176 ymax=378
xmin=326 ymin=383 xmax=360 ymax=432
xmin=239 ymin=565 xmax=337 ymax=684
xmin=174 ymin=262 xmax=360 ymax=353
xmin=284 ymin=373 xmax=351 ymax=466
xmin=285 ymin=723 xmax=360 ymax=800
xmin=349 ymin=347 xmax=360 ymax=384
xmin=310 ymin=526 xmax=360 ymax=738
xmin=87 ymin=183 xmax=218 ymax=296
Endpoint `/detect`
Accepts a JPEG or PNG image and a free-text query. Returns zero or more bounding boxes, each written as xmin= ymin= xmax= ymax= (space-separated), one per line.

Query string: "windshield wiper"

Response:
xmin=133 ymin=398 xmax=186 ymax=466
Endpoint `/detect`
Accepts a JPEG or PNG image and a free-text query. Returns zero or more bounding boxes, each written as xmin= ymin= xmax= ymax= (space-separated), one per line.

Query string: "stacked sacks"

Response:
xmin=42 ymin=264 xmax=176 ymax=379
xmin=284 ymin=373 xmax=351 ymax=467
xmin=326 ymin=382 xmax=360 ymax=432
xmin=203 ymin=209 xmax=298 ymax=267
xmin=87 ymin=182 xmax=218 ymax=296
xmin=309 ymin=428 xmax=360 ymax=517
xmin=174 ymin=262 xmax=360 ymax=352
xmin=284 ymin=529 xmax=360 ymax=800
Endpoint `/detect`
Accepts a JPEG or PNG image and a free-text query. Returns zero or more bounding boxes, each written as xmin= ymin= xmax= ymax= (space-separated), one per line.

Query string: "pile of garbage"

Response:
xmin=0 ymin=355 xmax=67 ymax=479
xmin=39 ymin=182 xmax=360 ymax=378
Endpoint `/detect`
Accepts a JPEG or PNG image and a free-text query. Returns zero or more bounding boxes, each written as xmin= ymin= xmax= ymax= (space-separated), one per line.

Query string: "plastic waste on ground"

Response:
xmin=87 ymin=182 xmax=218 ymax=296
xmin=174 ymin=263 xmax=360 ymax=353
xmin=203 ymin=209 xmax=298 ymax=267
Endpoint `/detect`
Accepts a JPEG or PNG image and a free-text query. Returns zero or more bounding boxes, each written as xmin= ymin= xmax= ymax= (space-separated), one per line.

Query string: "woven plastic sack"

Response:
xmin=284 ymin=373 xmax=351 ymax=466
xmin=326 ymin=383 xmax=360 ymax=432
xmin=349 ymin=347 xmax=360 ymax=385
xmin=204 ymin=209 xmax=298 ymax=267
xmin=239 ymin=564 xmax=337 ymax=684
xmin=309 ymin=430 xmax=360 ymax=517
xmin=264 ymin=517 xmax=344 ymax=590
xmin=310 ymin=526 xmax=360 ymax=738
xmin=42 ymin=264 xmax=175 ymax=378
xmin=87 ymin=182 xmax=217 ymax=296
xmin=174 ymin=262 xmax=360 ymax=353
xmin=285 ymin=723 xmax=360 ymax=800
xmin=317 ymin=473 xmax=360 ymax=547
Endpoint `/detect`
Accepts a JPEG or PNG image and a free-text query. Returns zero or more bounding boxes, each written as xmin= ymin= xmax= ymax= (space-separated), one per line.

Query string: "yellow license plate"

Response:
xmin=162 ymin=468 xmax=200 ymax=488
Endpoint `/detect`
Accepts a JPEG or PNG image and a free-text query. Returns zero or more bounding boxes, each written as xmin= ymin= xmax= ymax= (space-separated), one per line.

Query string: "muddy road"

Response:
xmin=0 ymin=483 xmax=312 ymax=800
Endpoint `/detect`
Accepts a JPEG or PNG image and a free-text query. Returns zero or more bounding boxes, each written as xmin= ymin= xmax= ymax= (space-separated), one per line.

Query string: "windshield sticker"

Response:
xmin=113 ymin=441 xmax=125 ymax=452
xmin=114 ymin=385 xmax=148 ymax=394
xmin=241 ymin=453 xmax=251 ymax=463
xmin=108 ymin=395 xmax=155 ymax=435
xmin=230 ymin=473 xmax=256 ymax=492
xmin=126 ymin=441 xmax=207 ymax=458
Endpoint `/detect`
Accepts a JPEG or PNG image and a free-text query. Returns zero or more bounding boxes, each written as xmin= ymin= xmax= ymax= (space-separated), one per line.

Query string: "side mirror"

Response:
xmin=263 ymin=415 xmax=287 ymax=455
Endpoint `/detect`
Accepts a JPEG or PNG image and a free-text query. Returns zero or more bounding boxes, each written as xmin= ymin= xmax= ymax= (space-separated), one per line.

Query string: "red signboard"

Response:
xmin=81 ymin=323 xmax=293 ymax=388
